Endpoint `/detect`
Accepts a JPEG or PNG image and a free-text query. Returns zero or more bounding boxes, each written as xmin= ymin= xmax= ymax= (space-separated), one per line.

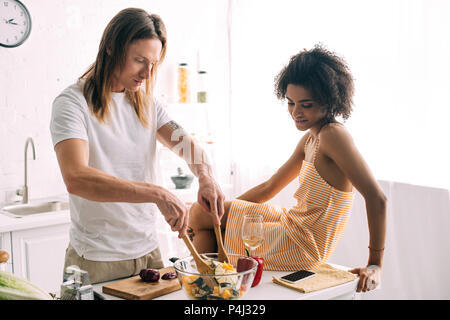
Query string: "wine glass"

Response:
xmin=241 ymin=215 xmax=264 ymax=256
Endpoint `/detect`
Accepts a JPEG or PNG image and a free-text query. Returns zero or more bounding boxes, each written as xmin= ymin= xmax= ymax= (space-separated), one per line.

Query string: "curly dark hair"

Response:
xmin=274 ymin=44 xmax=354 ymax=121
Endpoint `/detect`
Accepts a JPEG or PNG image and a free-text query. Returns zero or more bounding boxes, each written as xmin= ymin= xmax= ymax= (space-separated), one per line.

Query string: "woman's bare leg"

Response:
xmin=188 ymin=201 xmax=231 ymax=254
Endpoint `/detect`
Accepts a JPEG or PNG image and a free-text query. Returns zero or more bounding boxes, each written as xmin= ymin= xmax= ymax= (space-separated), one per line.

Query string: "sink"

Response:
xmin=1 ymin=200 xmax=69 ymax=218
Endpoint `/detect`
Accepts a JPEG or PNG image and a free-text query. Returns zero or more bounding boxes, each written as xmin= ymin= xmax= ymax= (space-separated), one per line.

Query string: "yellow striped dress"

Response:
xmin=224 ymin=137 xmax=354 ymax=271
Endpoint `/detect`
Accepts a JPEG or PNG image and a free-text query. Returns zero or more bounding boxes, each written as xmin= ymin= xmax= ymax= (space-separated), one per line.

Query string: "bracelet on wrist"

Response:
xmin=368 ymin=246 xmax=385 ymax=252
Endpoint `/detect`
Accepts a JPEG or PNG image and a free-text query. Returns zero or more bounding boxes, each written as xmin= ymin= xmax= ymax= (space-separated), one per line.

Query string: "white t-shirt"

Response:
xmin=50 ymin=81 xmax=172 ymax=261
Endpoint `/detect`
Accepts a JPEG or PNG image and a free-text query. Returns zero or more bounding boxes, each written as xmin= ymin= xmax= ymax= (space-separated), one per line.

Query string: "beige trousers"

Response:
xmin=63 ymin=244 xmax=164 ymax=284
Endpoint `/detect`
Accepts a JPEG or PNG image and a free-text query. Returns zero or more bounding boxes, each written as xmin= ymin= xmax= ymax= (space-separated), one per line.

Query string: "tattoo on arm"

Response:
xmin=167 ymin=120 xmax=189 ymax=142
xmin=167 ymin=120 xmax=182 ymax=131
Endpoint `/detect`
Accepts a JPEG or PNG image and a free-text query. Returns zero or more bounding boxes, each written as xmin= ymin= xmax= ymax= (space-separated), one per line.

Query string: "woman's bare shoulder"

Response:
xmin=319 ymin=122 xmax=354 ymax=151
xmin=320 ymin=122 xmax=351 ymax=137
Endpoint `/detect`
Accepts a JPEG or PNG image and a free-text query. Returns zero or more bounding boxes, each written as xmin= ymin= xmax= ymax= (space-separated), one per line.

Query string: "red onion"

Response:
xmin=162 ymin=272 xmax=177 ymax=280
xmin=139 ymin=269 xmax=160 ymax=282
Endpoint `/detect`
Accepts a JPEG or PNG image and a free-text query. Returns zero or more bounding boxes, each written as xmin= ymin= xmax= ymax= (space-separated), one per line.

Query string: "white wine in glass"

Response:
xmin=241 ymin=215 xmax=264 ymax=255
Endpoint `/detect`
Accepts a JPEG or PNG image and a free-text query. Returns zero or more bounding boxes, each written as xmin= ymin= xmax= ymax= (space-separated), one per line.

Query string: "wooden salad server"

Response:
xmin=214 ymin=224 xmax=229 ymax=263
xmin=182 ymin=235 xmax=215 ymax=275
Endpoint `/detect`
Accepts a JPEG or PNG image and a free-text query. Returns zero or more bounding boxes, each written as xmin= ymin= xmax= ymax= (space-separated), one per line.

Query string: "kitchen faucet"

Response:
xmin=16 ymin=137 xmax=36 ymax=204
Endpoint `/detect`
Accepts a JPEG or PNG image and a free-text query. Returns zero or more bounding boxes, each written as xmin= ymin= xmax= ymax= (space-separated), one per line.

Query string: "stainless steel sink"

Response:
xmin=1 ymin=200 xmax=69 ymax=218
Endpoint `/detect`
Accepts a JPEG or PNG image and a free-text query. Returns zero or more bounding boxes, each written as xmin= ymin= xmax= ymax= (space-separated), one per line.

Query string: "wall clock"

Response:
xmin=0 ymin=0 xmax=32 ymax=48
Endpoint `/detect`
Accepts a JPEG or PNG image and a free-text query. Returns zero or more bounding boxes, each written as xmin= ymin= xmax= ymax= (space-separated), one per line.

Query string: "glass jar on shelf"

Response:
xmin=178 ymin=63 xmax=190 ymax=103
xmin=197 ymin=70 xmax=208 ymax=103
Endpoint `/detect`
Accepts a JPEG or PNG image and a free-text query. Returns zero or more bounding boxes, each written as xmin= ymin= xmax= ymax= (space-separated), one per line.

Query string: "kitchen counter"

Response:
xmin=93 ymin=264 xmax=359 ymax=300
xmin=0 ymin=194 xmax=70 ymax=233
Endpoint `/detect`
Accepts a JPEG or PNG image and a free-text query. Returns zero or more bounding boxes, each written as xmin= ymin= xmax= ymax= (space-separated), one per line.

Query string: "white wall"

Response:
xmin=0 ymin=0 xmax=231 ymax=205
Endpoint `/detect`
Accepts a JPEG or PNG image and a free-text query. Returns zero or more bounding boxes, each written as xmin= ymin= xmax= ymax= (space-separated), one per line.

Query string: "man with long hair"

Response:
xmin=50 ymin=8 xmax=224 ymax=284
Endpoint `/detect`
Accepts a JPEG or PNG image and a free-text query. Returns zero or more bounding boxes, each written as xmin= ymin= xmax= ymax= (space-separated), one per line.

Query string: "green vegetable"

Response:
xmin=190 ymin=277 xmax=204 ymax=287
xmin=0 ymin=270 xmax=53 ymax=300
xmin=191 ymin=277 xmax=214 ymax=294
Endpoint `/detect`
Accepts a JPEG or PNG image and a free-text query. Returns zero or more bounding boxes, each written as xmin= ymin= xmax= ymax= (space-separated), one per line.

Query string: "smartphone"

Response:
xmin=281 ymin=270 xmax=316 ymax=283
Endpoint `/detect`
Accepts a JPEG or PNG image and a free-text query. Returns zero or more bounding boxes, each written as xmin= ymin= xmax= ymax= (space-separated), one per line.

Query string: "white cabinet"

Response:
xmin=11 ymin=223 xmax=70 ymax=294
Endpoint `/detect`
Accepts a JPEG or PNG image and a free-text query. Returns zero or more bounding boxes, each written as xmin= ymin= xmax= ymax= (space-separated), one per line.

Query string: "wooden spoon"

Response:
xmin=182 ymin=235 xmax=215 ymax=275
xmin=214 ymin=224 xmax=229 ymax=263
xmin=0 ymin=250 xmax=10 ymax=263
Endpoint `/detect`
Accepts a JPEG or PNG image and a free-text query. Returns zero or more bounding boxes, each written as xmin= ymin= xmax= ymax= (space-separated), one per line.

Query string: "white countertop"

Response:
xmin=0 ymin=195 xmax=71 ymax=233
xmin=93 ymin=264 xmax=359 ymax=300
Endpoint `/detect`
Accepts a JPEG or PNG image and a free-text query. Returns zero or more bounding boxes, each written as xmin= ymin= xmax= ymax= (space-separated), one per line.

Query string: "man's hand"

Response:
xmin=155 ymin=188 xmax=189 ymax=238
xmin=197 ymin=173 xmax=225 ymax=225
xmin=156 ymin=121 xmax=225 ymax=225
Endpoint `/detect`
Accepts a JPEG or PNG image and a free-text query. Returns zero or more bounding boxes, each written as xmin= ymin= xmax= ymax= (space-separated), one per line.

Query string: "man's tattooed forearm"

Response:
xmin=167 ymin=120 xmax=182 ymax=131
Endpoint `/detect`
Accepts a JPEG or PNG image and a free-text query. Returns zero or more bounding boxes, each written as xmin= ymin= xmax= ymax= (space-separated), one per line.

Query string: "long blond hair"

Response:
xmin=80 ymin=8 xmax=167 ymax=127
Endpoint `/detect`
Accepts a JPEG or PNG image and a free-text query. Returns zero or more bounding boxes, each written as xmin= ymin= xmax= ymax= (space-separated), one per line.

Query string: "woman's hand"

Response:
xmin=349 ymin=265 xmax=382 ymax=293
xmin=197 ymin=173 xmax=226 ymax=225
xmin=155 ymin=188 xmax=189 ymax=238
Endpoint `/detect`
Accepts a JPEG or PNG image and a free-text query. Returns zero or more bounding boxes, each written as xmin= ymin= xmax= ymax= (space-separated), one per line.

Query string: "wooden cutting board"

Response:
xmin=102 ymin=266 xmax=181 ymax=300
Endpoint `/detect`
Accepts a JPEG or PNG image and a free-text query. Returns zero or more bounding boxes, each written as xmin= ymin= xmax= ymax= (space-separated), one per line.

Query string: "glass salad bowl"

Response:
xmin=173 ymin=253 xmax=258 ymax=300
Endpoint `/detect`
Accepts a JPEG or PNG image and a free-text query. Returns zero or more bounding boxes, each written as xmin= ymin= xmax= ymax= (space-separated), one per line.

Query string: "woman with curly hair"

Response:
xmin=189 ymin=45 xmax=387 ymax=293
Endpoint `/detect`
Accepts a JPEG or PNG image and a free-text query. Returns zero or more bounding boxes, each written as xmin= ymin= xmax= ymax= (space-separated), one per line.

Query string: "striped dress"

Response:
xmin=224 ymin=135 xmax=354 ymax=271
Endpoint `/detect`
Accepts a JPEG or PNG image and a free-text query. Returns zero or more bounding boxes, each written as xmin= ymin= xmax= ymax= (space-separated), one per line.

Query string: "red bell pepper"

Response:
xmin=240 ymin=248 xmax=263 ymax=287
xmin=237 ymin=256 xmax=254 ymax=273
xmin=250 ymin=256 xmax=264 ymax=287
xmin=237 ymin=255 xmax=264 ymax=287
